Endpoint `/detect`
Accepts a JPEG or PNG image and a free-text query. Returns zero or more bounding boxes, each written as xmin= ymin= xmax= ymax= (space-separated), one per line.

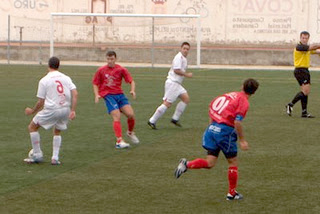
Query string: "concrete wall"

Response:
xmin=2 ymin=45 xmax=311 ymax=66
xmin=2 ymin=0 xmax=320 ymax=66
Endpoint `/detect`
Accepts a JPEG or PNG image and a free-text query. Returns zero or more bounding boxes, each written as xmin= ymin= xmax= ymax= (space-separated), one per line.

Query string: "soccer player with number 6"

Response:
xmin=24 ymin=57 xmax=78 ymax=165
xmin=174 ymin=78 xmax=259 ymax=200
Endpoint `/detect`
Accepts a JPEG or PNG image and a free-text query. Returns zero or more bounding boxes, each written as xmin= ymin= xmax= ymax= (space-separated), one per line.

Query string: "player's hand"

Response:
xmin=69 ymin=111 xmax=76 ymax=120
xmin=185 ymin=72 xmax=193 ymax=78
xmin=25 ymin=107 xmax=34 ymax=115
xmin=239 ymin=140 xmax=249 ymax=151
xmin=130 ymin=91 xmax=136 ymax=99
xmin=95 ymin=95 xmax=101 ymax=103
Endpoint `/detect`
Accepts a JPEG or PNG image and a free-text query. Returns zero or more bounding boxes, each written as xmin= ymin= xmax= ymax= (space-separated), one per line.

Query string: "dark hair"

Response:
xmin=48 ymin=56 xmax=60 ymax=69
xmin=243 ymin=78 xmax=259 ymax=95
xmin=181 ymin=42 xmax=190 ymax=47
xmin=300 ymin=31 xmax=310 ymax=37
xmin=106 ymin=51 xmax=117 ymax=58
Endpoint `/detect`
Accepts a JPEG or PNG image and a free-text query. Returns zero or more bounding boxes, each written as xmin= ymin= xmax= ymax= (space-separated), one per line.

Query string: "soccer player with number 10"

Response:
xmin=174 ymin=78 xmax=259 ymax=200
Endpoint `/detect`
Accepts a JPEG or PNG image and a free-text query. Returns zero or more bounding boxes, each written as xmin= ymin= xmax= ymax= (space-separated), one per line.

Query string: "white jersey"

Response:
xmin=167 ymin=52 xmax=188 ymax=84
xmin=37 ymin=71 xmax=76 ymax=110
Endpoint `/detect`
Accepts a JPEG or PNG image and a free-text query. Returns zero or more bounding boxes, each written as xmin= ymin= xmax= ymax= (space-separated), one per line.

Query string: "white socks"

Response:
xmin=30 ymin=132 xmax=42 ymax=155
xmin=172 ymin=101 xmax=187 ymax=121
xmin=52 ymin=135 xmax=62 ymax=161
xmin=149 ymin=104 xmax=168 ymax=123
xmin=29 ymin=132 xmax=62 ymax=161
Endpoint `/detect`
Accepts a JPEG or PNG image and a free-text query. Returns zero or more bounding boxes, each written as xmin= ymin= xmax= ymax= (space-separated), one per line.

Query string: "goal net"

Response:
xmin=50 ymin=13 xmax=201 ymax=67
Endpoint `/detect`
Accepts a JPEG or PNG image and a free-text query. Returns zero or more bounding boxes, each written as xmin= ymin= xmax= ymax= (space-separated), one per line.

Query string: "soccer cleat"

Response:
xmin=301 ymin=113 xmax=315 ymax=118
xmin=174 ymin=158 xmax=188 ymax=179
xmin=51 ymin=159 xmax=61 ymax=165
xmin=115 ymin=140 xmax=130 ymax=149
xmin=286 ymin=104 xmax=293 ymax=116
xmin=147 ymin=121 xmax=157 ymax=130
xmin=171 ymin=119 xmax=182 ymax=127
xmin=24 ymin=156 xmax=43 ymax=164
xmin=126 ymin=131 xmax=140 ymax=144
xmin=226 ymin=192 xmax=243 ymax=201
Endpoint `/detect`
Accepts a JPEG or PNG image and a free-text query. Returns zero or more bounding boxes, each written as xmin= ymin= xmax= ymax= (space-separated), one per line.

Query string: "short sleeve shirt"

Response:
xmin=209 ymin=91 xmax=249 ymax=127
xmin=37 ymin=71 xmax=76 ymax=109
xmin=167 ymin=52 xmax=188 ymax=84
xmin=92 ymin=64 xmax=133 ymax=97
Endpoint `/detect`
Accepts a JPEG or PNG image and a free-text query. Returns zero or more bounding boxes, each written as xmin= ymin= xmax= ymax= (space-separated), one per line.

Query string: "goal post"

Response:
xmin=50 ymin=13 xmax=201 ymax=67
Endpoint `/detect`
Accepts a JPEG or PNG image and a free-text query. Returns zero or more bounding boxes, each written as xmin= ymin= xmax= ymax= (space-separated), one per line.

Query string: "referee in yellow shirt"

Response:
xmin=286 ymin=31 xmax=320 ymax=118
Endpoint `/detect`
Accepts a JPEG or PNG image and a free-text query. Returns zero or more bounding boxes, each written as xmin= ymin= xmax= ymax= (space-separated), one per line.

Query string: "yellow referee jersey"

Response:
xmin=293 ymin=43 xmax=316 ymax=68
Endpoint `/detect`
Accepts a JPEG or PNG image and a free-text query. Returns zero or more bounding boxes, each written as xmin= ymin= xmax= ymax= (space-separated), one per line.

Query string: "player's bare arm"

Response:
xmin=234 ymin=120 xmax=249 ymax=151
xmin=173 ymin=69 xmax=193 ymax=78
xmin=93 ymin=84 xmax=101 ymax=103
xmin=309 ymin=43 xmax=320 ymax=50
xmin=69 ymin=89 xmax=78 ymax=120
xmin=129 ymin=80 xmax=136 ymax=100
xmin=25 ymin=98 xmax=45 ymax=115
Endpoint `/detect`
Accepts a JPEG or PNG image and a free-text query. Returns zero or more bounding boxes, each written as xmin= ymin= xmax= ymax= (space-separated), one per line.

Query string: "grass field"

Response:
xmin=0 ymin=64 xmax=320 ymax=214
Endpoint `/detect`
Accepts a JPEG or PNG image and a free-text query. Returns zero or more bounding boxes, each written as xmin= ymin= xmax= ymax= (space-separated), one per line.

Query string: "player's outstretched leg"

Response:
xmin=174 ymin=158 xmax=188 ymax=178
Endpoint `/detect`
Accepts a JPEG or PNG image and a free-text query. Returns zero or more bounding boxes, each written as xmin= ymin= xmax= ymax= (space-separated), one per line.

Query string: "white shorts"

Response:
xmin=33 ymin=108 xmax=70 ymax=130
xmin=163 ymin=79 xmax=187 ymax=103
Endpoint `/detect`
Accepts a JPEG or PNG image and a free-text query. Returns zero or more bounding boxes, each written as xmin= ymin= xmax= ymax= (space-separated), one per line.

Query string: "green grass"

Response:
xmin=0 ymin=64 xmax=320 ymax=213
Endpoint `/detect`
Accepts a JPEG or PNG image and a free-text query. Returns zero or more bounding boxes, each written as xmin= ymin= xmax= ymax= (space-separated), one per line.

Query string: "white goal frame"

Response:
xmin=50 ymin=13 xmax=201 ymax=67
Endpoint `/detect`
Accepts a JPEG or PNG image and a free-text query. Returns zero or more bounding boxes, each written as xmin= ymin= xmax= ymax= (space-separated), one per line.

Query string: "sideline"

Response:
xmin=2 ymin=60 xmax=320 ymax=71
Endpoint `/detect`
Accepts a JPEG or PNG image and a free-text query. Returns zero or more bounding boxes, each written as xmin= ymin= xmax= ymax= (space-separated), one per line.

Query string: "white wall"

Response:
xmin=1 ymin=0 xmax=320 ymax=44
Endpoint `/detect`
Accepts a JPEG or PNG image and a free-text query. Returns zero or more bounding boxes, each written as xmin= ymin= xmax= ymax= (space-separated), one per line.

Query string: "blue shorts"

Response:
xmin=202 ymin=122 xmax=238 ymax=159
xmin=103 ymin=94 xmax=130 ymax=114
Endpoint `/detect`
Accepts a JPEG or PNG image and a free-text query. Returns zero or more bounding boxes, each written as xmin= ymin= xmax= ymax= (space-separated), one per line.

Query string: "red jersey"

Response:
xmin=92 ymin=64 xmax=133 ymax=97
xmin=209 ymin=91 xmax=249 ymax=127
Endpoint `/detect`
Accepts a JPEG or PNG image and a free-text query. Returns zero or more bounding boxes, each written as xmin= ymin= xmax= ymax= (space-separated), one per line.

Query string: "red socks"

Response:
xmin=127 ymin=118 xmax=135 ymax=133
xmin=187 ymin=158 xmax=209 ymax=169
xmin=187 ymin=159 xmax=238 ymax=196
xmin=113 ymin=121 xmax=122 ymax=140
xmin=228 ymin=166 xmax=238 ymax=196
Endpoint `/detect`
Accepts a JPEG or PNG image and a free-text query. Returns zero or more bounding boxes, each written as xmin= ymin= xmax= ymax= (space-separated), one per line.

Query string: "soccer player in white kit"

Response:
xmin=24 ymin=57 xmax=78 ymax=165
xmin=148 ymin=42 xmax=192 ymax=129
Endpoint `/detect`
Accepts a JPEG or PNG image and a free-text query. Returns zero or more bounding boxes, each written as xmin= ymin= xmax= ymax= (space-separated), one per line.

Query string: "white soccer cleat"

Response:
xmin=174 ymin=158 xmax=188 ymax=178
xmin=23 ymin=156 xmax=43 ymax=163
xmin=115 ymin=140 xmax=130 ymax=149
xmin=24 ymin=150 xmax=43 ymax=164
xmin=126 ymin=131 xmax=140 ymax=144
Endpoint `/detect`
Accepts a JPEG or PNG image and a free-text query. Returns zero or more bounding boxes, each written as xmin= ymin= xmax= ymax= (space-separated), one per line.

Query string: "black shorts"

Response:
xmin=294 ymin=68 xmax=310 ymax=85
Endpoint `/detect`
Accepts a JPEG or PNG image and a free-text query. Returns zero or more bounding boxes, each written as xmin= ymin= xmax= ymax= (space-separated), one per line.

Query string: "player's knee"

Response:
xmin=125 ymin=110 xmax=135 ymax=119
xmin=163 ymin=101 xmax=171 ymax=108
xmin=206 ymin=159 xmax=216 ymax=168
xmin=207 ymin=161 xmax=215 ymax=168
xmin=28 ymin=123 xmax=37 ymax=132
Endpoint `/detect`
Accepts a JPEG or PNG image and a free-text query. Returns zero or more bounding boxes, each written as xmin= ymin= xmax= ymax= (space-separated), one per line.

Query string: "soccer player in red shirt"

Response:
xmin=92 ymin=51 xmax=139 ymax=148
xmin=174 ymin=78 xmax=259 ymax=200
